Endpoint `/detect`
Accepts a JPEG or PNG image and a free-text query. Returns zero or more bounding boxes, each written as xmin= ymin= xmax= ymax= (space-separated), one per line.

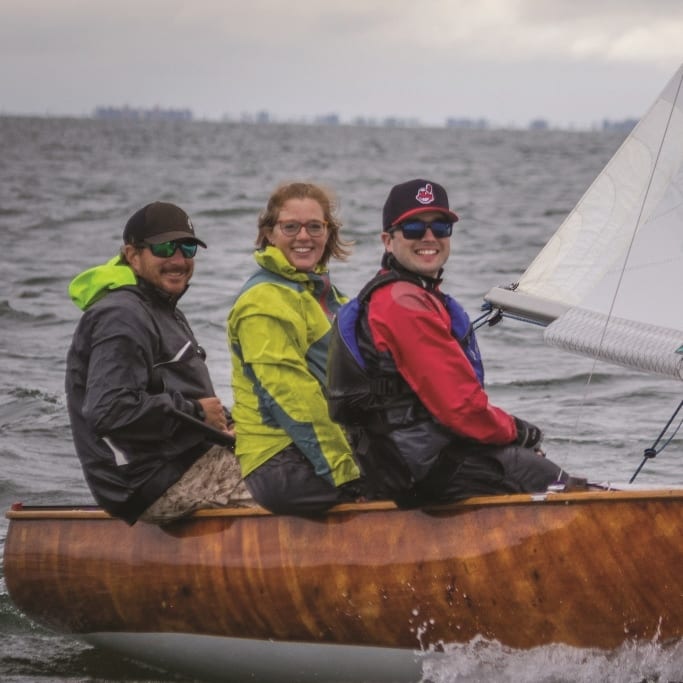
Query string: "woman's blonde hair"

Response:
xmin=256 ymin=182 xmax=352 ymax=266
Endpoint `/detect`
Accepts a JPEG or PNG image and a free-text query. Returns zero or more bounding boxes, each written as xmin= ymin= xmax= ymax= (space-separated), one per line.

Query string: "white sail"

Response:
xmin=486 ymin=64 xmax=683 ymax=381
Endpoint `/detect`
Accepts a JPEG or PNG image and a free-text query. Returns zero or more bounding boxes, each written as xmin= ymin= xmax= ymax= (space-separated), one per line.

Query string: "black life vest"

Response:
xmin=327 ymin=260 xmax=485 ymax=502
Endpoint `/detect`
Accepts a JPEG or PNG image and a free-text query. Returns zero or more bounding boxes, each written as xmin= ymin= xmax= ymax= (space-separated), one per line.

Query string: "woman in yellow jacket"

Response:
xmin=228 ymin=182 xmax=365 ymax=514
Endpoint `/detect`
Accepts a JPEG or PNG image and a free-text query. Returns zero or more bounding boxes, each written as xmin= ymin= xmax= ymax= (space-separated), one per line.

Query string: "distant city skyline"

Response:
xmin=89 ymin=104 xmax=639 ymax=132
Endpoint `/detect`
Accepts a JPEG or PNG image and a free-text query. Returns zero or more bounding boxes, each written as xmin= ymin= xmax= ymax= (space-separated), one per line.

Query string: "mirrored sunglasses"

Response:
xmin=143 ymin=240 xmax=198 ymax=258
xmin=390 ymin=220 xmax=453 ymax=240
xmin=276 ymin=220 xmax=328 ymax=237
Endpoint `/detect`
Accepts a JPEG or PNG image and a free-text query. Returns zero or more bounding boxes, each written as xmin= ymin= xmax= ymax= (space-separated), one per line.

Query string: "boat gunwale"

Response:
xmin=6 ymin=486 xmax=683 ymax=520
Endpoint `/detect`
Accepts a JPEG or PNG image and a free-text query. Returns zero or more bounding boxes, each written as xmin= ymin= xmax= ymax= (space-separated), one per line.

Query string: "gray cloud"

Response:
xmin=1 ymin=1 xmax=680 ymax=126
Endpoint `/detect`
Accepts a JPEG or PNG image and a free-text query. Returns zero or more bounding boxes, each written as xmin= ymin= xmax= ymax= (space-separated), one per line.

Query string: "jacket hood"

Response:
xmin=69 ymin=255 xmax=137 ymax=311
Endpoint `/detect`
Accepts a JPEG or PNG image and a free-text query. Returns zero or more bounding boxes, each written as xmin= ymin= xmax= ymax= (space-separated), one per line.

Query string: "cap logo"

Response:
xmin=187 ymin=216 xmax=195 ymax=233
xmin=415 ymin=183 xmax=435 ymax=205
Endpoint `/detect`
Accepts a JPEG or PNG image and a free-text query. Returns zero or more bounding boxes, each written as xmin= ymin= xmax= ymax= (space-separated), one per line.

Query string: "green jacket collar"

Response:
xmin=68 ymin=255 xmax=137 ymax=311
xmin=254 ymin=246 xmax=328 ymax=282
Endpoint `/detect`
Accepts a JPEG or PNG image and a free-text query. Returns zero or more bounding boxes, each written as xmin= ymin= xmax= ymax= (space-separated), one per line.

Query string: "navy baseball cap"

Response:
xmin=382 ymin=179 xmax=459 ymax=230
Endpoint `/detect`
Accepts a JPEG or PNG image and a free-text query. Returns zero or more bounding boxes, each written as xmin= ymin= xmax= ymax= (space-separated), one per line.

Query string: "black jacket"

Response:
xmin=65 ymin=277 xmax=216 ymax=524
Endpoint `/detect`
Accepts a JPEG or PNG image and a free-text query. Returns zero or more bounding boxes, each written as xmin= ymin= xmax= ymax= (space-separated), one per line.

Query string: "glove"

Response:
xmin=513 ymin=417 xmax=543 ymax=449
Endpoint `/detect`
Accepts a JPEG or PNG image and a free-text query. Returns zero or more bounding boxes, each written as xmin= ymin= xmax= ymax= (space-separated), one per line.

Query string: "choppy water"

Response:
xmin=1 ymin=116 xmax=681 ymax=682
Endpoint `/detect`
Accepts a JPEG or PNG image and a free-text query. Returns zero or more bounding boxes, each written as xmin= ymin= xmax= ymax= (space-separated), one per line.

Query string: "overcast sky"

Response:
xmin=2 ymin=0 xmax=681 ymax=128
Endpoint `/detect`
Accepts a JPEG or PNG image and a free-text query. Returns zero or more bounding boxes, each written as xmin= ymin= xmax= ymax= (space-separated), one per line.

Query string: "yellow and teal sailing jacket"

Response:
xmin=228 ymin=246 xmax=360 ymax=487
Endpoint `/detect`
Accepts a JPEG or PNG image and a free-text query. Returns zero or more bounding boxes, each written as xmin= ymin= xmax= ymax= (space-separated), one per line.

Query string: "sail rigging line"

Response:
xmin=583 ymin=71 xmax=680 ymax=385
xmin=472 ymin=304 xmax=506 ymax=330
xmin=481 ymin=65 xmax=683 ymax=484
xmin=629 ymin=398 xmax=683 ymax=483
xmin=474 ymin=301 xmax=546 ymax=331
xmin=572 ymin=72 xmax=682 ymax=472
xmin=471 ymin=306 xmax=494 ymax=330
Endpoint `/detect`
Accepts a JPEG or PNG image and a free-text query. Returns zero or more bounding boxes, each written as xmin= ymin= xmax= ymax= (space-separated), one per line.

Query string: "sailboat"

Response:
xmin=485 ymin=64 xmax=683 ymax=380
xmin=3 ymin=65 xmax=683 ymax=683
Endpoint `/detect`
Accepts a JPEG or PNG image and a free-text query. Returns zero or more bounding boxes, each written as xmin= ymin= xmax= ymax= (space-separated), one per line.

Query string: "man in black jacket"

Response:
xmin=65 ymin=201 xmax=250 ymax=524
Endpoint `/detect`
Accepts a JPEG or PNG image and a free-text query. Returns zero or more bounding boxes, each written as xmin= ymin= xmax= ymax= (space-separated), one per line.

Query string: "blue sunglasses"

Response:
xmin=390 ymin=220 xmax=453 ymax=240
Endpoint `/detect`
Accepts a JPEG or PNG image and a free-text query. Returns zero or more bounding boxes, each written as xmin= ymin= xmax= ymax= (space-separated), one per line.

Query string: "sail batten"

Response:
xmin=485 ymin=64 xmax=683 ymax=380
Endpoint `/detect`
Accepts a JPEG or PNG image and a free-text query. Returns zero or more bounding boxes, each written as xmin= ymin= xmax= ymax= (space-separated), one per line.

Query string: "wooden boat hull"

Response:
xmin=4 ymin=489 xmax=683 ymax=681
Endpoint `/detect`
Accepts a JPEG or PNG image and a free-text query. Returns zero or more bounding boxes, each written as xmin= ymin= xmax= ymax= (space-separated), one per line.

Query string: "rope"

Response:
xmin=472 ymin=303 xmax=495 ymax=330
xmin=477 ymin=301 xmax=683 ymax=484
xmin=476 ymin=72 xmax=683 ymax=483
xmin=629 ymin=398 xmax=683 ymax=483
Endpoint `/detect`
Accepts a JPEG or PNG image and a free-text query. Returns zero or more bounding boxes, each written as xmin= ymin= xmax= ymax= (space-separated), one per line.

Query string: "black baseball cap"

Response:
xmin=123 ymin=202 xmax=207 ymax=247
xmin=382 ymin=179 xmax=459 ymax=230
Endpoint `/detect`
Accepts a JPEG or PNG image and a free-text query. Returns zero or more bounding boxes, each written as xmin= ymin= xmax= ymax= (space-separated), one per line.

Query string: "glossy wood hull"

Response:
xmin=4 ymin=489 xmax=683 ymax=681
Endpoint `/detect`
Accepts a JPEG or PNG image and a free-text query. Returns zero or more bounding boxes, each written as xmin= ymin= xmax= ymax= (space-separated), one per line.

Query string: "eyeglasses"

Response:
xmin=142 ymin=240 xmax=198 ymax=258
xmin=276 ymin=220 xmax=328 ymax=237
xmin=389 ymin=220 xmax=453 ymax=240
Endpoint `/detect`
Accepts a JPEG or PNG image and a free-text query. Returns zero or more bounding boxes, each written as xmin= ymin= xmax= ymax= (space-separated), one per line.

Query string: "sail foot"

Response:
xmin=544 ymin=308 xmax=683 ymax=380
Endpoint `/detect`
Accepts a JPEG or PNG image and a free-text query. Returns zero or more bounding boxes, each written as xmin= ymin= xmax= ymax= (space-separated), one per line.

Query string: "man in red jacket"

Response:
xmin=328 ymin=179 xmax=575 ymax=506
